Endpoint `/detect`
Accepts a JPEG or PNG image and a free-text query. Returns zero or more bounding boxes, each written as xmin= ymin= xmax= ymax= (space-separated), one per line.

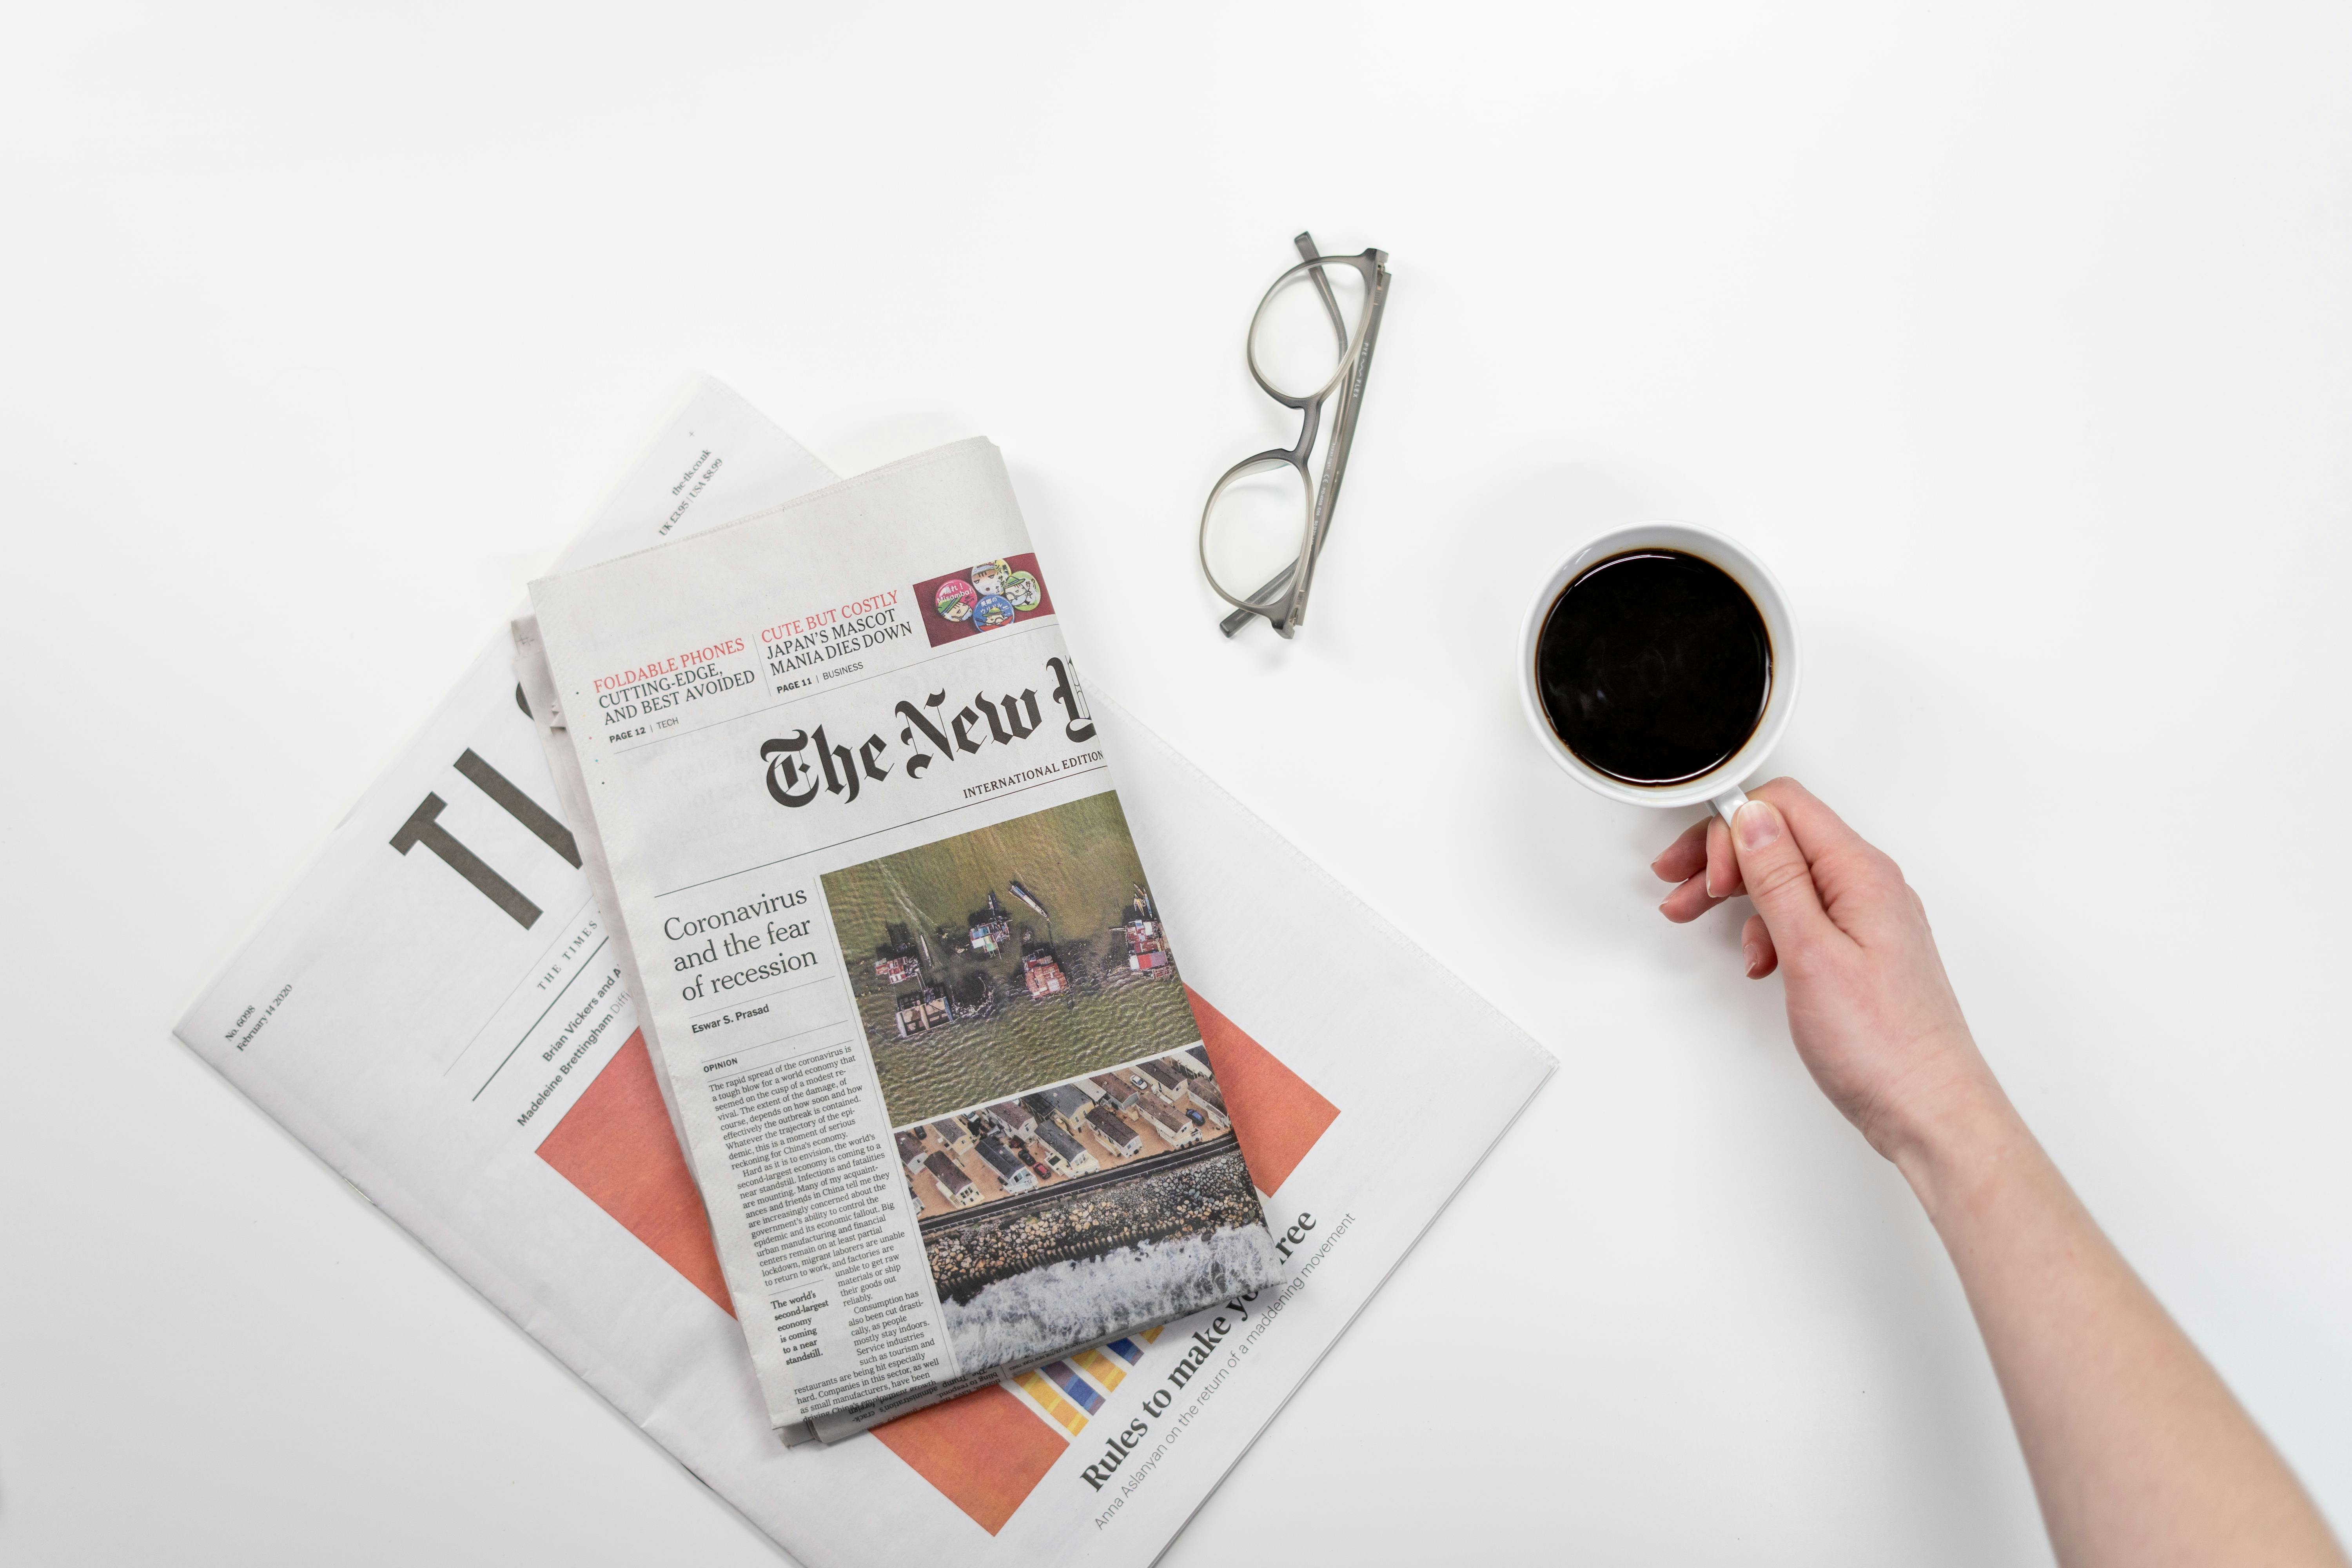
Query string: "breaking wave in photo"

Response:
xmin=941 ymin=1224 xmax=1283 ymax=1372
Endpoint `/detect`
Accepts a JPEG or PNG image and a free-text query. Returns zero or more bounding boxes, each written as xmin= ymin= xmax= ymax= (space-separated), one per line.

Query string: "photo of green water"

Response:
xmin=822 ymin=791 xmax=1200 ymax=1127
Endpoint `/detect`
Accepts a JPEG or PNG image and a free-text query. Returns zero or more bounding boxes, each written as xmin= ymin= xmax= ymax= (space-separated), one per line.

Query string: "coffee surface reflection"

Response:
xmin=1534 ymin=549 xmax=1770 ymax=786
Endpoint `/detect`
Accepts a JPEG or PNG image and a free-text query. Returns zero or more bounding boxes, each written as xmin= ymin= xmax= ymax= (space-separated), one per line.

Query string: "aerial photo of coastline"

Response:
xmin=891 ymin=1049 xmax=1273 ymax=1369
xmin=820 ymin=790 xmax=1201 ymax=1129
xmin=821 ymin=791 xmax=1278 ymax=1370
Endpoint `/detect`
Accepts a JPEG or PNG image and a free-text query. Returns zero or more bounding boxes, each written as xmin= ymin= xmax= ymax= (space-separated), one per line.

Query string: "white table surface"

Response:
xmin=3 ymin=4 xmax=2346 ymax=1563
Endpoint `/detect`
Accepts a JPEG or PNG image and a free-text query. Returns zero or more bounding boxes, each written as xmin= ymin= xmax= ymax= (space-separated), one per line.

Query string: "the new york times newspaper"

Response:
xmin=515 ymin=440 xmax=1279 ymax=1441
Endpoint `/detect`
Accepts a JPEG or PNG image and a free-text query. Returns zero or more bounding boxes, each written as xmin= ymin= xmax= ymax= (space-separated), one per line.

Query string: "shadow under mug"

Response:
xmin=1515 ymin=522 xmax=1801 ymax=826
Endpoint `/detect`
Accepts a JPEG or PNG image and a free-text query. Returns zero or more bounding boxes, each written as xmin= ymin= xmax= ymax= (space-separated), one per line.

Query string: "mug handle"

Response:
xmin=1710 ymin=784 xmax=1749 ymax=826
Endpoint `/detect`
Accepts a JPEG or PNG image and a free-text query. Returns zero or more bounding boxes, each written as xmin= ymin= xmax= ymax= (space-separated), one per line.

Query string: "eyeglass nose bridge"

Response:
xmin=1198 ymin=444 xmax=1318 ymax=637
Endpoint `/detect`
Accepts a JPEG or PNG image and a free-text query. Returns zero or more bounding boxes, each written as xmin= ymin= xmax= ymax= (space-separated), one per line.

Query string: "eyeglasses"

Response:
xmin=1199 ymin=232 xmax=1389 ymax=638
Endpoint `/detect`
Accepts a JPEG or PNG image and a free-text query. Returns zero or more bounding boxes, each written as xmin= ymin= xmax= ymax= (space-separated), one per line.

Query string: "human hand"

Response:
xmin=1660 ymin=783 xmax=2350 ymax=1568
xmin=1650 ymin=778 xmax=1995 ymax=1162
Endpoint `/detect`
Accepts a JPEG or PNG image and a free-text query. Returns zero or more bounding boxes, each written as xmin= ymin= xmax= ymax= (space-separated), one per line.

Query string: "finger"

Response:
xmin=1745 ymin=777 xmax=1872 ymax=866
xmin=1703 ymin=814 xmax=1744 ymax=899
xmin=1657 ymin=873 xmax=1728 ymax=924
xmin=1650 ymin=819 xmax=1710 ymax=884
xmin=1740 ymin=913 xmax=1777 ymax=978
xmin=1728 ymin=798 xmax=1839 ymax=955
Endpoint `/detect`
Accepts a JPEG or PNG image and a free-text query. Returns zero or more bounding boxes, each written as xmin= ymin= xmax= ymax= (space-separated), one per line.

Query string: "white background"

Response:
xmin=2 ymin=3 xmax=2345 ymax=1563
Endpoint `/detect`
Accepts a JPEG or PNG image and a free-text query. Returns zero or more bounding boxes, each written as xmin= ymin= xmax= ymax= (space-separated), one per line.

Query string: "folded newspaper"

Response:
xmin=174 ymin=377 xmax=1552 ymax=1565
xmin=513 ymin=440 xmax=1281 ymax=1439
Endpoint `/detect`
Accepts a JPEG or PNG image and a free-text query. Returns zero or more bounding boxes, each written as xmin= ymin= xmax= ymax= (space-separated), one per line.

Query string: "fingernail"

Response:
xmin=1736 ymin=801 xmax=1782 ymax=851
xmin=1742 ymin=943 xmax=1763 ymax=976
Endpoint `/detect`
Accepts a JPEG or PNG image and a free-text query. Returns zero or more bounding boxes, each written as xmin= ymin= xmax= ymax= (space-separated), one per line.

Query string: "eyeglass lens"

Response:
xmin=1248 ymin=262 xmax=1368 ymax=404
xmin=1201 ymin=457 xmax=1312 ymax=613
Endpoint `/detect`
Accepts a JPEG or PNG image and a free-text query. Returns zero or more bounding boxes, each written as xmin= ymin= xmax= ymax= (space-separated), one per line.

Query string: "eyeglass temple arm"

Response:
xmin=1304 ymin=262 xmax=1384 ymax=571
xmin=1220 ymin=564 xmax=1298 ymax=637
xmin=1296 ymin=231 xmax=1349 ymax=359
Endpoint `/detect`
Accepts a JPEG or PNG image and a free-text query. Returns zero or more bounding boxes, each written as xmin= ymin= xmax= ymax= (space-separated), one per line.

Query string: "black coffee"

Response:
xmin=1534 ymin=548 xmax=1770 ymax=785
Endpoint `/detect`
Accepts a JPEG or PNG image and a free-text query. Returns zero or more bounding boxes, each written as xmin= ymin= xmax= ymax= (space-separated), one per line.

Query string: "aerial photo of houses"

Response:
xmin=820 ymin=792 xmax=1277 ymax=1370
xmin=820 ymin=791 xmax=1201 ymax=1130
xmin=894 ymin=1047 xmax=1235 ymax=1222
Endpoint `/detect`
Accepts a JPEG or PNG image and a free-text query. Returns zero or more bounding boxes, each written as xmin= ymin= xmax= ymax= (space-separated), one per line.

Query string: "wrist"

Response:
xmin=1879 ymin=1054 xmax=2036 ymax=1224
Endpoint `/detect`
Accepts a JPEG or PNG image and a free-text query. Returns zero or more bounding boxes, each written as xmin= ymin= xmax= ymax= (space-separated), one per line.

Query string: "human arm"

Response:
xmin=1653 ymin=779 xmax=2345 ymax=1568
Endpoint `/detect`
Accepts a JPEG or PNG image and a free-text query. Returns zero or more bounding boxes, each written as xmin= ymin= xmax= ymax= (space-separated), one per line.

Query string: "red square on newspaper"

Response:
xmin=912 ymin=552 xmax=1056 ymax=647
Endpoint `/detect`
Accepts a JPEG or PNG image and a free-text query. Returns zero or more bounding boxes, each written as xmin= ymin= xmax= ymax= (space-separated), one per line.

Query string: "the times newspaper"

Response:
xmin=172 ymin=379 xmax=1553 ymax=1566
xmin=515 ymin=440 xmax=1281 ymax=1439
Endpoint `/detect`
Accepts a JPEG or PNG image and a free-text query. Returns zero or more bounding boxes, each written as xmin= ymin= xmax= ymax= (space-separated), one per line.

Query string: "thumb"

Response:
xmin=1730 ymin=799 xmax=1834 ymax=955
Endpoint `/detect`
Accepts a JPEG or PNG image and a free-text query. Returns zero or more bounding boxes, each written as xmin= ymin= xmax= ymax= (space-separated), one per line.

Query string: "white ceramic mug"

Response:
xmin=1515 ymin=522 xmax=1800 ymax=826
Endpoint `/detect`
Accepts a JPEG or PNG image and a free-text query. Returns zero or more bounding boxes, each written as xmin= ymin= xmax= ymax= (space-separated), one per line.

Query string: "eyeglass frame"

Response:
xmin=1200 ymin=232 xmax=1390 ymax=638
